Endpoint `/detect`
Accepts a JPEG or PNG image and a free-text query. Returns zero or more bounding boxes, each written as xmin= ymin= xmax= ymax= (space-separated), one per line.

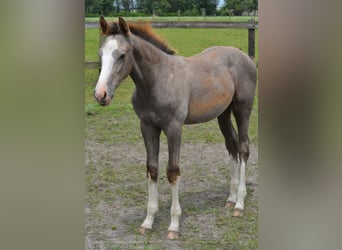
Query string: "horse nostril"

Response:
xmin=99 ymin=91 xmax=107 ymax=105
xmin=101 ymin=91 xmax=107 ymax=101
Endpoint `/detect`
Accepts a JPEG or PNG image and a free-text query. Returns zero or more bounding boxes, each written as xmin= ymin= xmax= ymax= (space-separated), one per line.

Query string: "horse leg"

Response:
xmin=233 ymin=155 xmax=247 ymax=217
xmin=232 ymin=102 xmax=252 ymax=217
xmin=139 ymin=121 xmax=161 ymax=234
xmin=226 ymin=163 xmax=240 ymax=208
xmin=165 ymin=123 xmax=182 ymax=239
xmin=218 ymin=107 xmax=239 ymax=208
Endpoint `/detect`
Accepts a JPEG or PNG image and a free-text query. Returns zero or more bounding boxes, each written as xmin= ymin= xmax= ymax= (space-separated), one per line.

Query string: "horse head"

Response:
xmin=94 ymin=17 xmax=134 ymax=106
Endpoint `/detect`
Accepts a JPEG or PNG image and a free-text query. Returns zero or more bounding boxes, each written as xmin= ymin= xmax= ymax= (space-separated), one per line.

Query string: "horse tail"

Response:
xmin=218 ymin=104 xmax=239 ymax=161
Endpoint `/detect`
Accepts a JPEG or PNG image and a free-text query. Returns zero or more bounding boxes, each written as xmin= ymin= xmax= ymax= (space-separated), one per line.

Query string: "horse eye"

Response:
xmin=119 ymin=54 xmax=125 ymax=60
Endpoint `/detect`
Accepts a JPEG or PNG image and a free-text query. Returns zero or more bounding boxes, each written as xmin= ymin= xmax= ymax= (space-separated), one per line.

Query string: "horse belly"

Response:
xmin=185 ymin=85 xmax=233 ymax=124
xmin=183 ymin=59 xmax=235 ymax=124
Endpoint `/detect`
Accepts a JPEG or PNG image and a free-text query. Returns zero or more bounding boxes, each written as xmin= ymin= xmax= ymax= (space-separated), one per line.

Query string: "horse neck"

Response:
xmin=130 ymin=35 xmax=170 ymax=94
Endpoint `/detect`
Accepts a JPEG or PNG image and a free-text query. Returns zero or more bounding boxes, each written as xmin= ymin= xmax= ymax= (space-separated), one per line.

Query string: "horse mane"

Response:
xmin=105 ymin=21 xmax=176 ymax=55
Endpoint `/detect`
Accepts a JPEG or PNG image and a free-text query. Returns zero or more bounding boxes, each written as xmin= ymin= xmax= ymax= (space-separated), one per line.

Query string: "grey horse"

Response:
xmin=94 ymin=17 xmax=256 ymax=239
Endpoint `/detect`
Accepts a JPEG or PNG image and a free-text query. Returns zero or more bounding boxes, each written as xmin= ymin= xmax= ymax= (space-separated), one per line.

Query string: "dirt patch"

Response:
xmin=85 ymin=140 xmax=258 ymax=249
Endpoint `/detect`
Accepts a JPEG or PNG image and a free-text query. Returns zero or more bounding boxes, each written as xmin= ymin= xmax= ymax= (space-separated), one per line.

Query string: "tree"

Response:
xmin=122 ymin=0 xmax=131 ymax=12
xmin=134 ymin=0 xmax=219 ymax=15
xmin=253 ymin=0 xmax=258 ymax=10
xmin=193 ymin=0 xmax=219 ymax=16
xmin=153 ymin=0 xmax=172 ymax=14
xmin=85 ymin=0 xmax=95 ymax=14
xmin=85 ymin=0 xmax=222 ymax=16
xmin=92 ymin=0 xmax=114 ymax=15
xmin=221 ymin=0 xmax=257 ymax=16
xmin=136 ymin=0 xmax=153 ymax=14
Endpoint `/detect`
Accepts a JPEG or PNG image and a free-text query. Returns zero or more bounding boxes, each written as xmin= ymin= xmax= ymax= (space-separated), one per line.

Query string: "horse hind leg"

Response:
xmin=217 ymin=106 xmax=240 ymax=209
xmin=232 ymin=99 xmax=253 ymax=217
xmin=218 ymin=99 xmax=253 ymax=217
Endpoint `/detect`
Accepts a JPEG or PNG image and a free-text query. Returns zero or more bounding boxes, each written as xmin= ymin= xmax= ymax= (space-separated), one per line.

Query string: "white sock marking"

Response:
xmin=168 ymin=177 xmax=182 ymax=232
xmin=235 ymin=160 xmax=247 ymax=210
xmin=227 ymin=162 xmax=239 ymax=203
xmin=141 ymin=176 xmax=158 ymax=229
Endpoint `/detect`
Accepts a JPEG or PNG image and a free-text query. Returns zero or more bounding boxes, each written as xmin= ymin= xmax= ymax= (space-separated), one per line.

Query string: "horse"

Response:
xmin=94 ymin=16 xmax=257 ymax=239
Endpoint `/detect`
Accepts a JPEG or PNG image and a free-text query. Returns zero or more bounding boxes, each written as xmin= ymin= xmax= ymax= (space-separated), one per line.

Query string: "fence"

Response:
xmin=85 ymin=21 xmax=257 ymax=70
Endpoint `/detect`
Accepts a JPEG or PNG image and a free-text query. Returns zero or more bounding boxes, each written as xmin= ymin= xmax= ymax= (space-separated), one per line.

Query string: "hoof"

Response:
xmin=139 ymin=227 xmax=151 ymax=235
xmin=167 ymin=230 xmax=179 ymax=240
xmin=225 ymin=201 xmax=236 ymax=208
xmin=233 ymin=209 xmax=244 ymax=217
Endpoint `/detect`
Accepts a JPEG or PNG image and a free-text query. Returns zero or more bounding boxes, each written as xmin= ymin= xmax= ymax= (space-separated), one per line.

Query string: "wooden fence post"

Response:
xmin=248 ymin=26 xmax=255 ymax=59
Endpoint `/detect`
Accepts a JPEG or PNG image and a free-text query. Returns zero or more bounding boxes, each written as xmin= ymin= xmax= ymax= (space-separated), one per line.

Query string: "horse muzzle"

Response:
xmin=94 ymin=89 xmax=113 ymax=106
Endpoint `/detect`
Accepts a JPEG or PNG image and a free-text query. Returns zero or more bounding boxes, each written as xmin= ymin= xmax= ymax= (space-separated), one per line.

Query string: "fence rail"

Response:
xmin=85 ymin=61 xmax=100 ymax=69
xmin=85 ymin=21 xmax=258 ymax=29
xmin=85 ymin=21 xmax=257 ymax=70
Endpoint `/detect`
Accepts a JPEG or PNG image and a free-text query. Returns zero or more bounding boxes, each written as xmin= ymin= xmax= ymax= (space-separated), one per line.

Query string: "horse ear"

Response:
xmin=118 ymin=17 xmax=130 ymax=35
xmin=99 ymin=15 xmax=107 ymax=33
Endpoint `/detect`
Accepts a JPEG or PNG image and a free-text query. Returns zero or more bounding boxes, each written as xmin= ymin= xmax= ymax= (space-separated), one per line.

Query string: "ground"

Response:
xmin=85 ymin=137 xmax=258 ymax=249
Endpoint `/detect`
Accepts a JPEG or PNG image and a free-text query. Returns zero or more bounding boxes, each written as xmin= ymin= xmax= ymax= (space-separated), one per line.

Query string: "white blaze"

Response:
xmin=97 ymin=39 xmax=118 ymax=87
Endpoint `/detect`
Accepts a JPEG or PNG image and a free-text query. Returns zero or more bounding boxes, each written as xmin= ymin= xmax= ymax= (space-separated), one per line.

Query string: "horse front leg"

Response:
xmin=139 ymin=121 xmax=161 ymax=234
xmin=165 ymin=123 xmax=182 ymax=240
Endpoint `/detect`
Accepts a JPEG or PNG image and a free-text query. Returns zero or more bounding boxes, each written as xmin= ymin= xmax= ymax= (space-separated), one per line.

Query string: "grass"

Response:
xmin=85 ymin=15 xmax=258 ymax=23
xmin=85 ymin=26 xmax=258 ymax=249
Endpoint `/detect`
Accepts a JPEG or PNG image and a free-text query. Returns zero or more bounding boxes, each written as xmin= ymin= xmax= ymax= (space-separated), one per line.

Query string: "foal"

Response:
xmin=94 ymin=17 xmax=257 ymax=239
